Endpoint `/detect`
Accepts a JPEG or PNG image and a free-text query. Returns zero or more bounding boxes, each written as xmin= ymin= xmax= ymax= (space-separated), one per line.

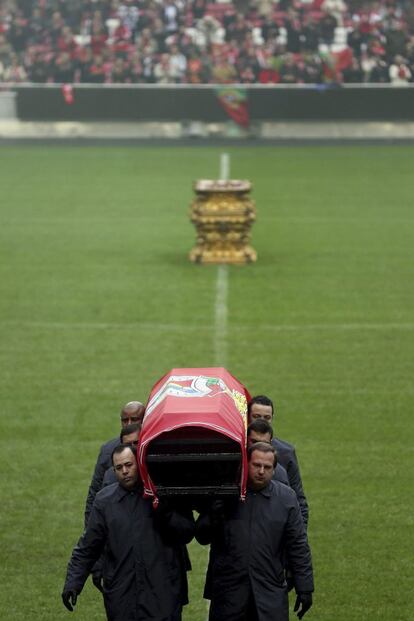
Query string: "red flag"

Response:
xmin=61 ymin=84 xmax=74 ymax=105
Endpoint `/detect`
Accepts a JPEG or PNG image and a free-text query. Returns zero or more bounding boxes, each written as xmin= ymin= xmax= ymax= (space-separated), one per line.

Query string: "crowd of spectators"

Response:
xmin=0 ymin=0 xmax=414 ymax=85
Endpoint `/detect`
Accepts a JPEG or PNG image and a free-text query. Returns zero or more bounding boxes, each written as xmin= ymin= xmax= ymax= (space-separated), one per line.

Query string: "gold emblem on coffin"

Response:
xmin=189 ymin=180 xmax=257 ymax=264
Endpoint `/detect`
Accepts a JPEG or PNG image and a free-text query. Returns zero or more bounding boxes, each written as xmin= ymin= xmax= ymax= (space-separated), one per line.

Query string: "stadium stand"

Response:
xmin=0 ymin=0 xmax=413 ymax=85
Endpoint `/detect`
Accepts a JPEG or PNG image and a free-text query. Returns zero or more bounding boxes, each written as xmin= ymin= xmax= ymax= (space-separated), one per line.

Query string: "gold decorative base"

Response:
xmin=189 ymin=180 xmax=257 ymax=265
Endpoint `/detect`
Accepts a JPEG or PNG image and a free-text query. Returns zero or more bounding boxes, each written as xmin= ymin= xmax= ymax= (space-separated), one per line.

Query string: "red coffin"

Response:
xmin=138 ymin=367 xmax=250 ymax=504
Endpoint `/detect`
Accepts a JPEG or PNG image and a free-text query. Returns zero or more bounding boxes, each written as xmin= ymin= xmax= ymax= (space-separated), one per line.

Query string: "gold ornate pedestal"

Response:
xmin=189 ymin=180 xmax=257 ymax=264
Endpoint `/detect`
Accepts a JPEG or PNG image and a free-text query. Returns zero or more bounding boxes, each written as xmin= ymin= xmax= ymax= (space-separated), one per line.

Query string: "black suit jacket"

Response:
xmin=84 ymin=436 xmax=119 ymax=526
xmin=196 ymin=481 xmax=313 ymax=621
xmin=65 ymin=483 xmax=195 ymax=621
xmin=272 ymin=437 xmax=309 ymax=526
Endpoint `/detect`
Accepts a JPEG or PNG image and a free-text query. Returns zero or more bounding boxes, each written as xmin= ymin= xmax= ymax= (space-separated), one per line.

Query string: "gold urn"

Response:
xmin=189 ymin=180 xmax=257 ymax=264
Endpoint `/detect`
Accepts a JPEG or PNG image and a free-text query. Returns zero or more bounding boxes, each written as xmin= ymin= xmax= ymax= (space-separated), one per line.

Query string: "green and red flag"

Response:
xmin=216 ymin=87 xmax=249 ymax=128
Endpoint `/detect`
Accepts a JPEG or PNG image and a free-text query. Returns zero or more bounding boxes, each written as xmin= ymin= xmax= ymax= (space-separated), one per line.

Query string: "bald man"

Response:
xmin=84 ymin=401 xmax=145 ymax=527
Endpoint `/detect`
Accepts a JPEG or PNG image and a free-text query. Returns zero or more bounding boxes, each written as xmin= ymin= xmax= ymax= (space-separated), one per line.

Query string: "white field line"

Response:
xmin=248 ymin=322 xmax=414 ymax=332
xmin=2 ymin=320 xmax=414 ymax=332
xmin=1 ymin=321 xmax=213 ymax=331
xmin=213 ymin=265 xmax=229 ymax=366
xmin=220 ymin=152 xmax=230 ymax=180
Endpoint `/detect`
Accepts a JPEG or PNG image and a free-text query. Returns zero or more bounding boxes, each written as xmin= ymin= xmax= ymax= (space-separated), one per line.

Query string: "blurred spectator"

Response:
xmin=389 ymin=54 xmax=411 ymax=84
xmin=302 ymin=16 xmax=320 ymax=53
xmin=385 ymin=20 xmax=408 ymax=61
xmin=168 ymin=43 xmax=187 ymax=81
xmin=186 ymin=50 xmax=202 ymax=82
xmin=53 ymin=51 xmax=75 ymax=82
xmin=90 ymin=21 xmax=108 ymax=55
xmin=342 ymin=56 xmax=363 ymax=82
xmin=347 ymin=25 xmax=364 ymax=58
xmin=3 ymin=51 xmax=27 ymax=81
xmin=163 ymin=1 xmax=180 ymax=35
xmin=57 ymin=26 xmax=78 ymax=57
xmin=151 ymin=19 xmax=167 ymax=53
xmin=154 ymin=52 xmax=174 ymax=82
xmin=226 ymin=14 xmax=249 ymax=45
xmin=138 ymin=28 xmax=158 ymax=55
xmin=85 ymin=53 xmax=107 ymax=83
xmin=49 ymin=11 xmax=65 ymax=47
xmin=198 ymin=14 xmax=223 ymax=47
xmin=284 ymin=11 xmax=303 ymax=54
xmin=77 ymin=46 xmax=94 ymax=82
xmin=193 ymin=0 xmax=207 ymax=21
xmin=260 ymin=15 xmax=279 ymax=43
xmin=0 ymin=33 xmax=13 ymax=65
xmin=255 ymin=0 xmax=273 ymax=19
xmin=319 ymin=11 xmax=337 ymax=45
xmin=27 ymin=7 xmax=45 ymax=45
xmin=406 ymin=34 xmax=414 ymax=75
xmin=369 ymin=57 xmax=390 ymax=82
xmin=8 ymin=16 xmax=27 ymax=53
xmin=210 ymin=50 xmax=238 ymax=82
xmin=140 ymin=51 xmax=156 ymax=82
xmin=111 ymin=56 xmax=131 ymax=82
xmin=303 ymin=53 xmax=324 ymax=83
xmin=321 ymin=0 xmax=346 ymax=26
xmin=118 ymin=2 xmax=140 ymax=36
xmin=279 ymin=52 xmax=304 ymax=83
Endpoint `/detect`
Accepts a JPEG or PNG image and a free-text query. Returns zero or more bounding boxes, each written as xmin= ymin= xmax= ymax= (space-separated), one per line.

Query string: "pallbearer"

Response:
xmin=62 ymin=445 xmax=195 ymax=621
xmin=195 ymin=442 xmax=314 ymax=621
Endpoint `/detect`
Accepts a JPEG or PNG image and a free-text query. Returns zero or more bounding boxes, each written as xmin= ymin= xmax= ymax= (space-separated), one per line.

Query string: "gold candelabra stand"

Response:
xmin=189 ymin=179 xmax=257 ymax=264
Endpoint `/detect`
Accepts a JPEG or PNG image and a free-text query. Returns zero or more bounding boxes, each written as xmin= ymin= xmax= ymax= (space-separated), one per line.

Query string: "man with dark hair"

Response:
xmin=196 ymin=442 xmax=314 ymax=621
xmin=248 ymin=395 xmax=274 ymax=421
xmin=101 ymin=423 xmax=142 ymax=488
xmin=120 ymin=422 xmax=141 ymax=443
xmin=248 ymin=395 xmax=309 ymax=526
xmin=63 ymin=445 xmax=194 ymax=621
xmin=84 ymin=401 xmax=145 ymax=526
xmin=247 ymin=417 xmax=274 ymax=442
xmin=93 ymin=422 xmax=143 ymax=591
xmin=247 ymin=419 xmax=289 ymax=486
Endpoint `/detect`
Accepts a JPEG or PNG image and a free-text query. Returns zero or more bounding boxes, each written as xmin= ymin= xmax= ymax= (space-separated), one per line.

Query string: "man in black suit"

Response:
xmin=63 ymin=444 xmax=194 ymax=620
xmin=84 ymin=401 xmax=145 ymax=526
xmin=196 ymin=442 xmax=313 ymax=620
xmin=247 ymin=419 xmax=289 ymax=486
xmin=248 ymin=395 xmax=309 ymax=527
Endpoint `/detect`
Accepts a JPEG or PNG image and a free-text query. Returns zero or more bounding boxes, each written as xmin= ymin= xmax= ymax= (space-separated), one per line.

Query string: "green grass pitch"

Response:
xmin=0 ymin=144 xmax=413 ymax=621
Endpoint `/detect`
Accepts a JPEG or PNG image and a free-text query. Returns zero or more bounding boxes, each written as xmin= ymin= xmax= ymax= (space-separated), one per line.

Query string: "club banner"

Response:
xmin=216 ymin=87 xmax=249 ymax=128
xmin=139 ymin=367 xmax=250 ymax=503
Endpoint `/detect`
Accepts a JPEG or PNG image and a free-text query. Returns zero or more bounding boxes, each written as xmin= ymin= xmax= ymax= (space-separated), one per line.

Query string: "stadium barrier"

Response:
xmin=0 ymin=92 xmax=17 ymax=119
xmin=9 ymin=83 xmax=414 ymax=123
